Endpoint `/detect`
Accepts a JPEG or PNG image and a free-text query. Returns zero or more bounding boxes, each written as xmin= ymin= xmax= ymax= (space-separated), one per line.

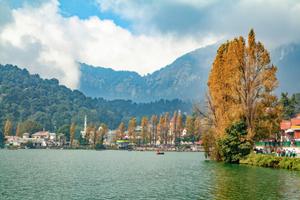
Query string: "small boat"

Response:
xmin=156 ymin=150 xmax=165 ymax=155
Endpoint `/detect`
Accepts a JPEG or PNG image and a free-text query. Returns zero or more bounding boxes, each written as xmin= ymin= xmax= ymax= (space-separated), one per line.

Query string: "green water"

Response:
xmin=0 ymin=150 xmax=299 ymax=200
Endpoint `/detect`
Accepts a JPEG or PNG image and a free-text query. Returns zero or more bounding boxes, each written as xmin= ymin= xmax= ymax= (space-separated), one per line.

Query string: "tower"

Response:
xmin=81 ymin=115 xmax=87 ymax=138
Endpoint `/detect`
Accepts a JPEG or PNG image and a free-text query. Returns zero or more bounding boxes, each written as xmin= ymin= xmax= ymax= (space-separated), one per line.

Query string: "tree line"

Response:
xmin=0 ymin=64 xmax=192 ymax=135
xmin=1 ymin=111 xmax=202 ymax=148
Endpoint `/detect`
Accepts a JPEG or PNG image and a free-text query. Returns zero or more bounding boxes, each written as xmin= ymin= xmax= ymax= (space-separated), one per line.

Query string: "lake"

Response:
xmin=0 ymin=150 xmax=299 ymax=200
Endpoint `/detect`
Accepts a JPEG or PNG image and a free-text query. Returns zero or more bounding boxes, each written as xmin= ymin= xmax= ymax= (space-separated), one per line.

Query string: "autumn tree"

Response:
xmin=158 ymin=115 xmax=165 ymax=144
xmin=16 ymin=123 xmax=22 ymax=137
xmin=207 ymin=29 xmax=280 ymax=142
xmin=170 ymin=111 xmax=178 ymax=143
xmin=4 ymin=119 xmax=12 ymax=136
xmin=128 ymin=118 xmax=137 ymax=143
xmin=150 ymin=115 xmax=158 ymax=145
xmin=70 ymin=123 xmax=76 ymax=147
xmin=141 ymin=116 xmax=149 ymax=145
xmin=86 ymin=124 xmax=96 ymax=147
xmin=163 ymin=112 xmax=170 ymax=144
xmin=98 ymin=123 xmax=108 ymax=145
xmin=116 ymin=122 xmax=126 ymax=141
xmin=175 ymin=112 xmax=183 ymax=143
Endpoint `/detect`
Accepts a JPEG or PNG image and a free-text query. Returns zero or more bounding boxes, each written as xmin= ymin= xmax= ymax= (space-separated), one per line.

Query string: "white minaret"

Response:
xmin=81 ymin=115 xmax=87 ymax=138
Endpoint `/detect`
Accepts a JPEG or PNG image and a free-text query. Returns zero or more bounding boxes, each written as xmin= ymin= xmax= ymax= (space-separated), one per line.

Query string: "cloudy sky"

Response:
xmin=0 ymin=0 xmax=300 ymax=89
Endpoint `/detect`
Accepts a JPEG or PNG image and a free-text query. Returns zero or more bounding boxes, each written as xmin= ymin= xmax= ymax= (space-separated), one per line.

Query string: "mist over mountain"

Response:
xmin=79 ymin=43 xmax=300 ymax=102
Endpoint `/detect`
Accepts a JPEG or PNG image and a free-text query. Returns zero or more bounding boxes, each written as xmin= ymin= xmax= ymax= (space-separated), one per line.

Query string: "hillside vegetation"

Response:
xmin=0 ymin=64 xmax=191 ymax=132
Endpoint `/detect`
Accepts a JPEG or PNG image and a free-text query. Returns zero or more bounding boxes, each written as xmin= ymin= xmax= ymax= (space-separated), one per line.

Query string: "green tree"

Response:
xmin=280 ymin=92 xmax=297 ymax=119
xmin=57 ymin=125 xmax=71 ymax=141
xmin=19 ymin=120 xmax=42 ymax=135
xmin=0 ymin=130 xmax=4 ymax=148
xmin=185 ymin=116 xmax=195 ymax=143
xmin=219 ymin=121 xmax=252 ymax=163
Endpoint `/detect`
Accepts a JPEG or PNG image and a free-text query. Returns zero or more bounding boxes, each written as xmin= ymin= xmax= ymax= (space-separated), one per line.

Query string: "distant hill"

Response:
xmin=79 ymin=43 xmax=300 ymax=102
xmin=0 ymin=64 xmax=191 ymax=131
xmin=79 ymin=45 xmax=216 ymax=102
xmin=271 ymin=43 xmax=300 ymax=95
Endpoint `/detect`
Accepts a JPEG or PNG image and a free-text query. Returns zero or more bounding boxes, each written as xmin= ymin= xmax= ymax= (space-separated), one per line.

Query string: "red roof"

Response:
xmin=280 ymin=120 xmax=291 ymax=130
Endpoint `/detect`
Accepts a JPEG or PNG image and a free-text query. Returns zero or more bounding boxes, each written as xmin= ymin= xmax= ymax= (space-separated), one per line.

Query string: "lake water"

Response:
xmin=0 ymin=150 xmax=299 ymax=200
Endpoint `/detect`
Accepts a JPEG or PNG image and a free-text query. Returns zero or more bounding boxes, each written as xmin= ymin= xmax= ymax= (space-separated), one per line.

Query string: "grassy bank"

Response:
xmin=240 ymin=153 xmax=300 ymax=171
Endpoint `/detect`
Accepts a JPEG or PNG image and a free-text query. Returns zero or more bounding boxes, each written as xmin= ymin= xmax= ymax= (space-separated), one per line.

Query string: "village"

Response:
xmin=255 ymin=114 xmax=300 ymax=156
xmin=3 ymin=114 xmax=300 ymax=155
xmin=3 ymin=115 xmax=203 ymax=151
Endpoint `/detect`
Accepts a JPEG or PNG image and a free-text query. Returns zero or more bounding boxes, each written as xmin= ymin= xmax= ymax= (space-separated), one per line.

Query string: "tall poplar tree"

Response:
xmin=16 ymin=123 xmax=22 ymax=137
xmin=141 ymin=116 xmax=149 ymax=144
xmin=4 ymin=119 xmax=12 ymax=137
xmin=150 ymin=115 xmax=158 ymax=144
xmin=128 ymin=118 xmax=137 ymax=144
xmin=116 ymin=122 xmax=126 ymax=140
xmin=176 ymin=112 xmax=183 ymax=141
xmin=70 ymin=123 xmax=76 ymax=147
xmin=208 ymin=29 xmax=280 ymax=141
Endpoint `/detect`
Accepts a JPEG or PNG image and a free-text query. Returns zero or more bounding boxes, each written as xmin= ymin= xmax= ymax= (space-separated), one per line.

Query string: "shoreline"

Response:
xmin=240 ymin=153 xmax=300 ymax=171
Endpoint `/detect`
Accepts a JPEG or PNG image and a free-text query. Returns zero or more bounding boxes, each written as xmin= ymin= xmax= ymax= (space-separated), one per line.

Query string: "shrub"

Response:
xmin=241 ymin=153 xmax=300 ymax=170
xmin=219 ymin=121 xmax=252 ymax=163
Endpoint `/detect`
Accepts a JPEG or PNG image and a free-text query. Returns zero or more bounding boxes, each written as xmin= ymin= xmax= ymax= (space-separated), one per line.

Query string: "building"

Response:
xmin=32 ymin=131 xmax=50 ymax=140
xmin=81 ymin=115 xmax=87 ymax=138
xmin=280 ymin=114 xmax=300 ymax=141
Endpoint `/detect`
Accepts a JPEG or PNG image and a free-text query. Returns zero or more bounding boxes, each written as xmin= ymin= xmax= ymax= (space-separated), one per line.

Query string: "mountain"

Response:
xmin=0 ymin=64 xmax=191 ymax=131
xmin=79 ymin=45 xmax=216 ymax=102
xmin=79 ymin=43 xmax=300 ymax=102
xmin=271 ymin=43 xmax=300 ymax=95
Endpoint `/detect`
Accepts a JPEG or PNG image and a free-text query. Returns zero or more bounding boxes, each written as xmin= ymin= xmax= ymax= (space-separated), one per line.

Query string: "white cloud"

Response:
xmin=98 ymin=0 xmax=300 ymax=49
xmin=0 ymin=0 xmax=217 ymax=89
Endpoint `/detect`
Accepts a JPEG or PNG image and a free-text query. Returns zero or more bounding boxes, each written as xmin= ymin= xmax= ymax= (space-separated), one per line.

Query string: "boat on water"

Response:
xmin=156 ymin=150 xmax=165 ymax=155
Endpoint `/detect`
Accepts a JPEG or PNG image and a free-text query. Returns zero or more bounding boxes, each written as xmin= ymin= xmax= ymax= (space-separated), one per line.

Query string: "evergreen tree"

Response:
xmin=280 ymin=92 xmax=297 ymax=119
xmin=185 ymin=116 xmax=195 ymax=142
xmin=0 ymin=130 xmax=4 ymax=148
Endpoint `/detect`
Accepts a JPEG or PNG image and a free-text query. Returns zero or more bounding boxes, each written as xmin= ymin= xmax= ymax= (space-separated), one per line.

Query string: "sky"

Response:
xmin=0 ymin=0 xmax=300 ymax=89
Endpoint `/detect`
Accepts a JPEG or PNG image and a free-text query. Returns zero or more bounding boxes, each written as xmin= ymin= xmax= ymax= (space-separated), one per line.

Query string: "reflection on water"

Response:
xmin=0 ymin=150 xmax=299 ymax=200
xmin=207 ymin=161 xmax=300 ymax=200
